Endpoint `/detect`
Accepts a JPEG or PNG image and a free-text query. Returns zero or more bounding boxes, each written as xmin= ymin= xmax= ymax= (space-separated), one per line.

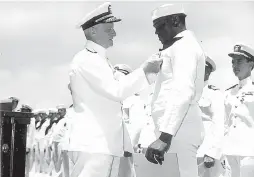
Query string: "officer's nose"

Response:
xmin=112 ymin=29 xmax=116 ymax=37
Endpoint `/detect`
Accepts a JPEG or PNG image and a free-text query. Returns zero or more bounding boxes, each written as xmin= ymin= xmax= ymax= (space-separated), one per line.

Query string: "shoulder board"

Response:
xmin=86 ymin=48 xmax=97 ymax=53
xmin=208 ymin=85 xmax=219 ymax=91
xmin=225 ymin=84 xmax=238 ymax=91
xmin=253 ymin=82 xmax=254 ymax=85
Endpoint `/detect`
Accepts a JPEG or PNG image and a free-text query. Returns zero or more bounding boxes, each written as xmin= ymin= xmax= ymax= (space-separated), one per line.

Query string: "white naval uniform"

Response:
xmin=68 ymin=40 xmax=149 ymax=177
xmin=151 ymin=30 xmax=205 ymax=177
xmin=51 ymin=109 xmax=73 ymax=177
xmin=197 ymin=82 xmax=229 ymax=177
xmin=122 ymin=95 xmax=147 ymax=147
xmin=223 ymin=76 xmax=254 ymax=177
xmin=26 ymin=118 xmax=36 ymax=177
xmin=38 ymin=119 xmax=51 ymax=175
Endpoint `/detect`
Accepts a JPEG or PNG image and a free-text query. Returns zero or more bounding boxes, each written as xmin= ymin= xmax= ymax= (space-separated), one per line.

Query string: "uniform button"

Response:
xmin=235 ymin=106 xmax=237 ymax=108
xmin=234 ymin=126 xmax=236 ymax=128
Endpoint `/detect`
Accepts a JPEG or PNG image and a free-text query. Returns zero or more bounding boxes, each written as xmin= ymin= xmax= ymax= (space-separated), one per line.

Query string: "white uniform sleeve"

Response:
xmin=205 ymin=91 xmax=225 ymax=159
xmin=26 ymin=118 xmax=35 ymax=149
xmin=72 ymin=54 xmax=149 ymax=102
xmin=159 ymin=47 xmax=201 ymax=135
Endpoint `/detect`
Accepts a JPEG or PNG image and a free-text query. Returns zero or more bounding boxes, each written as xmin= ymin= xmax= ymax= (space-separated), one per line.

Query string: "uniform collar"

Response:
xmin=174 ymin=30 xmax=192 ymax=38
xmin=239 ymin=76 xmax=252 ymax=89
xmin=85 ymin=40 xmax=107 ymax=58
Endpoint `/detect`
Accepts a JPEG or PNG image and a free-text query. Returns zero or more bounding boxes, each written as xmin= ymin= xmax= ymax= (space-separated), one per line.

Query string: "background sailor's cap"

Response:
xmin=37 ymin=109 xmax=47 ymax=114
xmin=56 ymin=104 xmax=66 ymax=110
xmin=114 ymin=64 xmax=133 ymax=74
xmin=33 ymin=109 xmax=40 ymax=114
xmin=22 ymin=104 xmax=32 ymax=110
xmin=76 ymin=2 xmax=121 ymax=29
xmin=9 ymin=97 xmax=19 ymax=102
xmin=49 ymin=108 xmax=58 ymax=113
xmin=206 ymin=56 xmax=216 ymax=72
xmin=152 ymin=4 xmax=186 ymax=21
xmin=228 ymin=44 xmax=254 ymax=61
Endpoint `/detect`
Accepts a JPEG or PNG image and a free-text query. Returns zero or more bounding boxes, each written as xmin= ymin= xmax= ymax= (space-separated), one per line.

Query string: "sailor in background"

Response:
xmin=51 ymin=104 xmax=70 ymax=177
xmin=24 ymin=104 xmax=35 ymax=177
xmin=197 ymin=56 xmax=229 ymax=177
xmin=33 ymin=109 xmax=48 ymax=176
xmin=223 ymin=44 xmax=254 ymax=177
xmin=114 ymin=64 xmax=149 ymax=177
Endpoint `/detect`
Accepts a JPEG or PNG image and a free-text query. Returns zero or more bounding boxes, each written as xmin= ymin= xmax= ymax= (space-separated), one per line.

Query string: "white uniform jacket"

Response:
xmin=151 ymin=30 xmax=206 ymax=151
xmin=223 ymin=76 xmax=254 ymax=156
xmin=69 ymin=40 xmax=149 ymax=156
xmin=197 ymin=83 xmax=224 ymax=160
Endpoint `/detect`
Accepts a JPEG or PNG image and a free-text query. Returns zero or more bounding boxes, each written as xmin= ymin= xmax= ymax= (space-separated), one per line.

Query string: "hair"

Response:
xmin=246 ymin=57 xmax=254 ymax=70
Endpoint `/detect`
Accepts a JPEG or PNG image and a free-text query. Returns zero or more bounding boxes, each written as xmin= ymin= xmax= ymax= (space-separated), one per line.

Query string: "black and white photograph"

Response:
xmin=0 ymin=1 xmax=254 ymax=177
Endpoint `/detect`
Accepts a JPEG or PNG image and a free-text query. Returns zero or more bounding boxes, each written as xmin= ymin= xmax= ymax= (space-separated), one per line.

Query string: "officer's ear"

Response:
xmin=250 ymin=61 xmax=254 ymax=70
xmin=90 ymin=26 xmax=97 ymax=36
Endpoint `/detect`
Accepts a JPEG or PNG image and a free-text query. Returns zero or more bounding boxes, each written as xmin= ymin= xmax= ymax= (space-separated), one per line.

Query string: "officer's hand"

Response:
xmin=204 ymin=155 xmax=215 ymax=168
xmin=142 ymin=54 xmax=163 ymax=75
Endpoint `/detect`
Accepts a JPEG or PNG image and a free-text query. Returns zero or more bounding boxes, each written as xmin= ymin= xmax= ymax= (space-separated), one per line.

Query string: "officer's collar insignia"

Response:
xmin=208 ymin=85 xmax=219 ymax=90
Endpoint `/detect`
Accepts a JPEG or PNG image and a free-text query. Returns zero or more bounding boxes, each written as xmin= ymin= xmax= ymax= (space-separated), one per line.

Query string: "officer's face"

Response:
xmin=232 ymin=55 xmax=254 ymax=80
xmin=204 ymin=65 xmax=213 ymax=81
xmin=153 ymin=17 xmax=174 ymax=45
xmin=95 ymin=23 xmax=116 ymax=48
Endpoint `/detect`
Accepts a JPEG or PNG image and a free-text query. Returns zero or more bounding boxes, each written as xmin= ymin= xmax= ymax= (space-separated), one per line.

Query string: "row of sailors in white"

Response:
xmin=26 ymin=105 xmax=73 ymax=177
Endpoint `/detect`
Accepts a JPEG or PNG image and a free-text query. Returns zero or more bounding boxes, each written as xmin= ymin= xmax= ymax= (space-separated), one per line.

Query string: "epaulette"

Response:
xmin=225 ymin=84 xmax=238 ymax=91
xmin=208 ymin=85 xmax=219 ymax=91
xmin=86 ymin=48 xmax=97 ymax=53
xmin=253 ymin=82 xmax=254 ymax=85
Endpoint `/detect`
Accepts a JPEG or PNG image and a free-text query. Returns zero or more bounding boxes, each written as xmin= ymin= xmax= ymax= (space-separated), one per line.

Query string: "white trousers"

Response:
xmin=118 ymin=156 xmax=136 ymax=177
xmin=168 ymin=141 xmax=200 ymax=177
xmin=226 ymin=155 xmax=254 ymax=177
xmin=68 ymin=152 xmax=120 ymax=177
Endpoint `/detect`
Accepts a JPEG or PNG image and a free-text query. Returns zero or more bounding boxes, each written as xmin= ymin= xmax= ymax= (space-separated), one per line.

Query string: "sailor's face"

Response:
xmin=58 ymin=108 xmax=66 ymax=117
xmin=153 ymin=17 xmax=174 ymax=45
xmin=204 ymin=65 xmax=213 ymax=81
xmin=35 ymin=115 xmax=41 ymax=121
